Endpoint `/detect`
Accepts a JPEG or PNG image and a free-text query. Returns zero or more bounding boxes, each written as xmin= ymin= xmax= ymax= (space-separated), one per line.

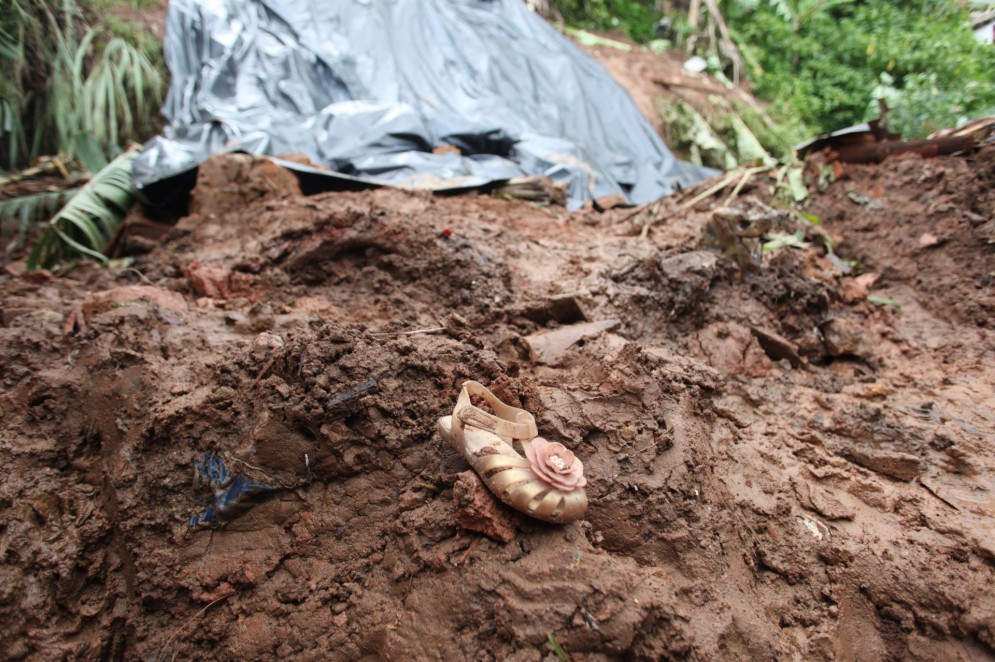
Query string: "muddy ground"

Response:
xmin=1 ymin=143 xmax=994 ymax=661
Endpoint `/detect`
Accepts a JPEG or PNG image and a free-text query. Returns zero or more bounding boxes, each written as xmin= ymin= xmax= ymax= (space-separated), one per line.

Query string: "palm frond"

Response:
xmin=0 ymin=187 xmax=80 ymax=245
xmin=27 ymin=148 xmax=138 ymax=269
xmin=90 ymin=37 xmax=163 ymax=146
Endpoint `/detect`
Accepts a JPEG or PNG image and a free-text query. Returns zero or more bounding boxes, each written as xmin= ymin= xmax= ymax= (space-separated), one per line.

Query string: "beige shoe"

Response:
xmin=437 ymin=381 xmax=588 ymax=524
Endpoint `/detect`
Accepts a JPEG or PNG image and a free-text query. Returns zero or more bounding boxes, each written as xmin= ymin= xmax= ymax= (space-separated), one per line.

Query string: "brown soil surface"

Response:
xmin=2 ymin=143 xmax=993 ymax=661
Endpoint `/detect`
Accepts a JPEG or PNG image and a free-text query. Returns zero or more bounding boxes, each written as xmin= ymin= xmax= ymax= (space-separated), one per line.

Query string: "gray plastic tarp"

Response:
xmin=135 ymin=0 xmax=717 ymax=209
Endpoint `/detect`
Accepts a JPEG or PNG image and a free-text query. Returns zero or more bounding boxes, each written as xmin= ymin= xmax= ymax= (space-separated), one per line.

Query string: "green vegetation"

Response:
xmin=0 ymin=185 xmax=79 ymax=247
xmin=730 ymin=0 xmax=995 ymax=137
xmin=0 ymin=0 xmax=165 ymax=173
xmin=1 ymin=0 xmax=163 ymax=264
xmin=554 ymin=0 xmax=995 ymax=140
xmin=554 ymin=0 xmax=663 ymax=42
xmin=27 ymin=147 xmax=138 ymax=269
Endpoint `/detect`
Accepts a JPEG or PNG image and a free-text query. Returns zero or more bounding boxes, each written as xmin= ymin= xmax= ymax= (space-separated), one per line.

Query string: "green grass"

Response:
xmin=1 ymin=0 xmax=165 ymax=172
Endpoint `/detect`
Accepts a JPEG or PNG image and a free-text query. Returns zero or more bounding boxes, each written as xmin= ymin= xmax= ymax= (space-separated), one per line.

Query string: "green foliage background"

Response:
xmin=555 ymin=0 xmax=664 ymax=42
xmin=0 ymin=0 xmax=165 ymax=172
xmin=554 ymin=0 xmax=995 ymax=140
xmin=732 ymin=0 xmax=995 ymax=137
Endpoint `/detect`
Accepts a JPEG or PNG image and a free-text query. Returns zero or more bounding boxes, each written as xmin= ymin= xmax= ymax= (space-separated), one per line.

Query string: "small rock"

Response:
xmin=254 ymin=332 xmax=285 ymax=351
xmin=594 ymin=194 xmax=628 ymax=210
xmin=82 ymin=285 xmax=188 ymax=322
xmin=821 ymin=318 xmax=872 ymax=358
xmin=21 ymin=268 xmax=53 ymax=284
xmin=839 ymin=272 xmax=879 ymax=303
xmin=838 ymin=445 xmax=921 ymax=481
xmin=751 ymin=326 xmax=803 ymax=368
xmin=523 ymin=319 xmax=619 ymax=365
xmin=291 ymin=295 xmax=336 ymax=313
xmin=684 ymin=55 xmax=707 ymax=72
xmin=3 ymin=259 xmax=27 ymax=277
xmin=398 ymin=487 xmax=428 ymax=511
xmin=452 ymin=471 xmax=518 ymax=543
xmin=793 ymin=478 xmax=855 ymax=520
xmin=186 ymin=261 xmax=237 ymax=299
xmin=689 ymin=321 xmax=772 ymax=377
xmin=659 ymin=251 xmax=718 ymax=280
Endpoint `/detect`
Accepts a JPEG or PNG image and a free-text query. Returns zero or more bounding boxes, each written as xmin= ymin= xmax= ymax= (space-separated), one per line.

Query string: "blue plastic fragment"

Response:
xmin=188 ymin=452 xmax=276 ymax=527
xmin=193 ymin=451 xmax=232 ymax=488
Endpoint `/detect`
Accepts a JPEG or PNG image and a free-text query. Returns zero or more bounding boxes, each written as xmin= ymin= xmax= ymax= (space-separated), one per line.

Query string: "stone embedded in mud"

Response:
xmin=839 ymin=272 xmax=879 ymax=303
xmin=751 ymin=326 xmax=804 ymax=368
xmin=184 ymin=260 xmax=258 ymax=300
xmin=452 ymin=471 xmax=518 ymax=542
xmin=82 ymin=285 xmax=188 ymax=322
xmin=523 ymin=319 xmax=620 ymax=365
xmin=658 ymin=250 xmax=719 ymax=280
xmin=253 ymin=332 xmax=284 ymax=352
xmin=690 ymin=321 xmax=772 ymax=377
xmin=792 ymin=478 xmax=855 ymax=520
xmin=838 ymin=445 xmax=921 ymax=482
xmin=821 ymin=318 xmax=873 ymax=358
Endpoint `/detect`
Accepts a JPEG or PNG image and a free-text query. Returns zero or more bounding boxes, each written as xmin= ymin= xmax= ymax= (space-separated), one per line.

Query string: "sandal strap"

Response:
xmin=455 ymin=381 xmax=538 ymax=441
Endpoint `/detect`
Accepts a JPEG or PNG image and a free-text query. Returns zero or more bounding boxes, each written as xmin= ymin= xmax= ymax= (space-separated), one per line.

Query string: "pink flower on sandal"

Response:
xmin=524 ymin=437 xmax=587 ymax=491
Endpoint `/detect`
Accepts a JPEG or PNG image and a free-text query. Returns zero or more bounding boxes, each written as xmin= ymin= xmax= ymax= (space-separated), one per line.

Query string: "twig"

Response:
xmin=652 ymin=75 xmax=725 ymax=95
xmin=369 ymin=326 xmax=445 ymax=337
xmin=52 ymin=156 xmax=70 ymax=180
xmin=455 ymin=536 xmax=482 ymax=566
xmin=723 ymin=165 xmax=772 ymax=206
xmin=0 ymin=157 xmax=74 ymax=187
xmin=617 ymin=202 xmax=651 ymax=225
xmin=701 ymin=0 xmax=743 ymax=83
xmin=639 ymin=205 xmax=661 ymax=240
xmin=250 ymin=355 xmax=277 ymax=391
xmin=161 ymin=595 xmax=229 ymax=662
xmin=229 ymin=457 xmax=296 ymax=489
xmin=677 ymin=171 xmax=739 ymax=212
xmin=686 ymin=0 xmax=701 ymax=54
xmin=123 ymin=267 xmax=156 ymax=286
xmin=920 ymin=480 xmax=960 ymax=511
xmin=638 ymin=171 xmax=741 ymax=240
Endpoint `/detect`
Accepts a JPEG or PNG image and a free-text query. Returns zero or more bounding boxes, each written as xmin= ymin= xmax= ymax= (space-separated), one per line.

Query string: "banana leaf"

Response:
xmin=27 ymin=148 xmax=139 ymax=269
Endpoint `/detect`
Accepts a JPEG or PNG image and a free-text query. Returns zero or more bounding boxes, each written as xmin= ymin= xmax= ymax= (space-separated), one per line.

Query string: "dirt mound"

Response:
xmin=1 ymin=147 xmax=994 ymax=660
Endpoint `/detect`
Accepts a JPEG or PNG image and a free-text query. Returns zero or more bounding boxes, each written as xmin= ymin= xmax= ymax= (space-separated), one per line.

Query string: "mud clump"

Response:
xmin=1 ymin=148 xmax=994 ymax=660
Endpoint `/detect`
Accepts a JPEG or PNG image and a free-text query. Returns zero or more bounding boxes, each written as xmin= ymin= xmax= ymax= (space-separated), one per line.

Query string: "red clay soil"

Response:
xmin=1 ymin=145 xmax=994 ymax=661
